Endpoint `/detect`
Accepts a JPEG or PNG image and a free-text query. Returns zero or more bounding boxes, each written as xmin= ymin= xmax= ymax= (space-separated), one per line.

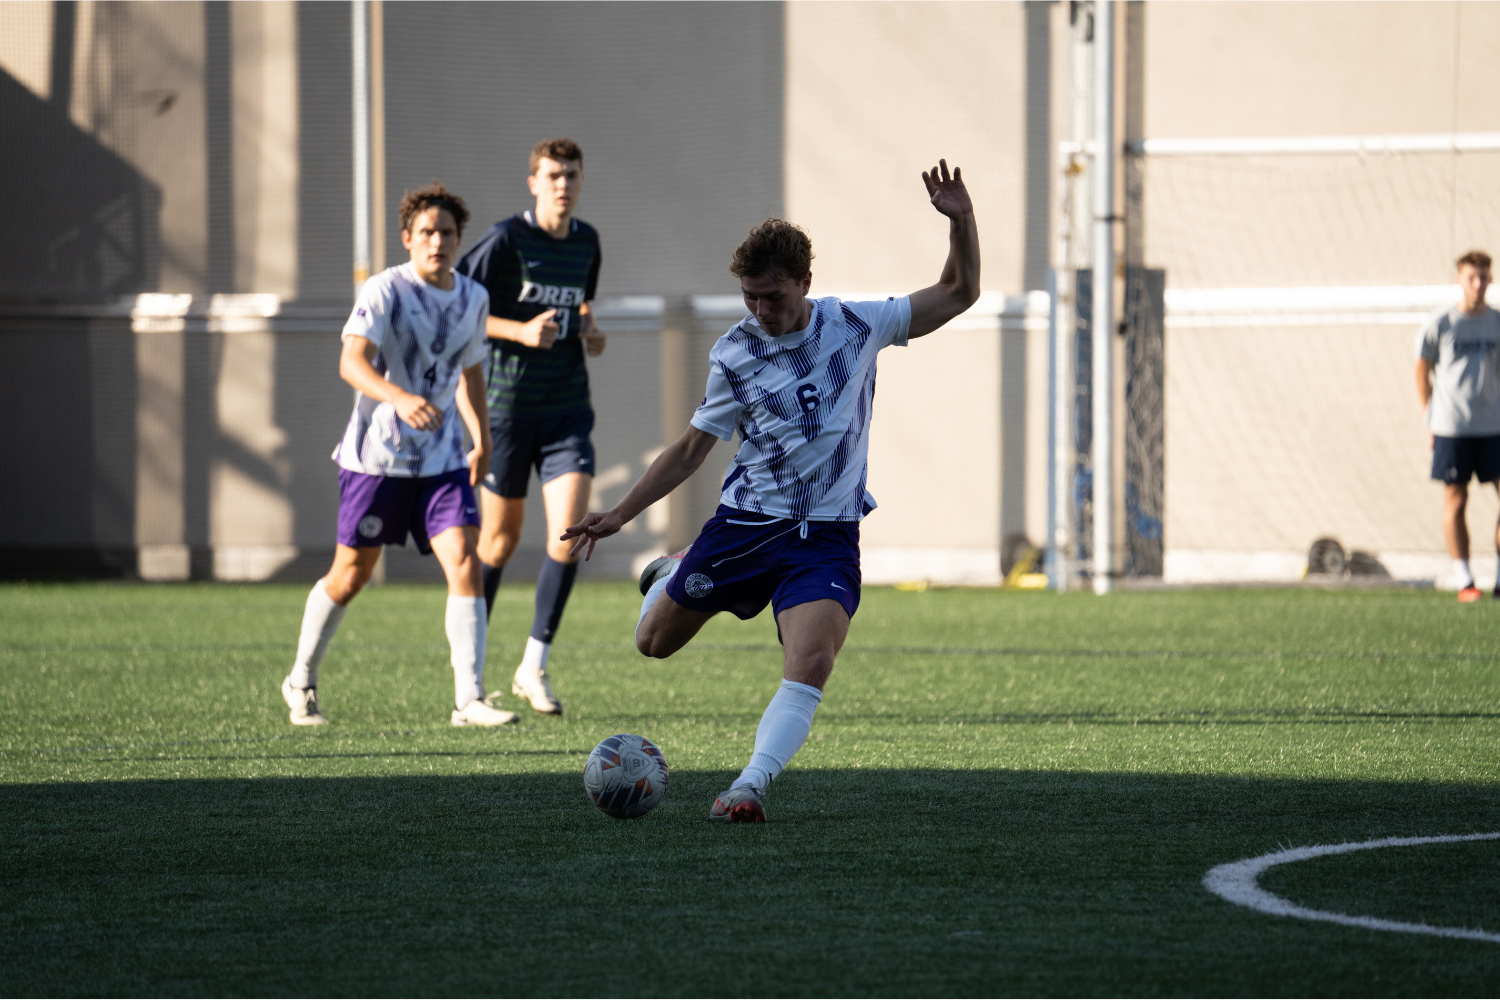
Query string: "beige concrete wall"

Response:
xmin=1135 ymin=2 xmax=1500 ymax=580
xmin=785 ymin=0 xmax=1028 ymax=295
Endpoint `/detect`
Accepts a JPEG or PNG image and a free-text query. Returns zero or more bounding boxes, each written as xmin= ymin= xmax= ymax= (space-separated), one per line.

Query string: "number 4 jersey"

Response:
xmin=691 ymin=295 xmax=911 ymax=522
xmin=334 ymin=262 xmax=490 ymax=477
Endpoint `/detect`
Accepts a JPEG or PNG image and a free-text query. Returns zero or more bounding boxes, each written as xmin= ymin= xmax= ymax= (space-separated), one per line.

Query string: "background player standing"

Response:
xmin=280 ymin=183 xmax=517 ymax=728
xmin=456 ymin=138 xmax=604 ymax=716
xmin=1415 ymin=249 xmax=1500 ymax=602
xmin=563 ymin=159 xmax=979 ymax=821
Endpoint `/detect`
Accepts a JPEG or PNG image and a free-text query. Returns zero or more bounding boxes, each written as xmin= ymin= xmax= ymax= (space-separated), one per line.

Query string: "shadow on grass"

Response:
xmin=3 ymin=769 xmax=1499 ymax=997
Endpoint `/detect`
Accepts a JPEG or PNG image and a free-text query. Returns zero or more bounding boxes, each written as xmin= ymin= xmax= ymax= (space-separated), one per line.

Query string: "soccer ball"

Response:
xmin=583 ymin=734 xmax=669 ymax=819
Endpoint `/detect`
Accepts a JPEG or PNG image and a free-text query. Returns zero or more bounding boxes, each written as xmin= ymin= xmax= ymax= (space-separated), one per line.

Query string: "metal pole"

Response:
xmin=352 ymin=0 xmax=370 ymax=291
xmin=1045 ymin=267 xmax=1059 ymax=589
xmin=1091 ymin=0 xmax=1115 ymax=595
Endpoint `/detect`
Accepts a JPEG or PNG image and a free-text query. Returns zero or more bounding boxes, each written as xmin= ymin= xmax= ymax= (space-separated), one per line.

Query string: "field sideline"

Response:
xmin=3 ymin=581 xmax=1499 ymax=995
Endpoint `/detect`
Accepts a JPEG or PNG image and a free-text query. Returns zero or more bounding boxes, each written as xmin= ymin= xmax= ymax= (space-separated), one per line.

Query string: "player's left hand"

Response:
xmin=583 ymin=332 xmax=607 ymax=357
xmin=466 ymin=445 xmax=488 ymax=487
xmin=922 ymin=159 xmax=973 ymax=220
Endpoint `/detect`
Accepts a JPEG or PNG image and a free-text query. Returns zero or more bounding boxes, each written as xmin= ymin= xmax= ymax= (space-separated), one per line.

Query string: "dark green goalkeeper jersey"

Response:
xmin=455 ymin=212 xmax=602 ymax=417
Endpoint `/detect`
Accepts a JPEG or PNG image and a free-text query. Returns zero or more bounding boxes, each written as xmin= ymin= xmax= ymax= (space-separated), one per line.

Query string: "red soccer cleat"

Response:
xmin=1458 ymin=585 xmax=1483 ymax=603
xmin=709 ymin=786 xmax=767 ymax=823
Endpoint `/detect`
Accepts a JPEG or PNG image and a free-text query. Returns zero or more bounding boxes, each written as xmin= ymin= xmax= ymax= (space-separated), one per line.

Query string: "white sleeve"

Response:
xmin=845 ymin=295 xmax=912 ymax=350
xmin=459 ymin=290 xmax=490 ymax=368
xmin=689 ymin=359 xmax=743 ymax=442
xmin=343 ymin=276 xmax=389 ymax=350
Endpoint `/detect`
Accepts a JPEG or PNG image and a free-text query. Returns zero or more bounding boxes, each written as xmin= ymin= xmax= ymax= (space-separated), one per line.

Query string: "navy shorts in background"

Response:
xmin=483 ymin=407 xmax=596 ymax=497
xmin=1431 ymin=434 xmax=1500 ymax=485
xmin=665 ymin=505 xmax=862 ymax=624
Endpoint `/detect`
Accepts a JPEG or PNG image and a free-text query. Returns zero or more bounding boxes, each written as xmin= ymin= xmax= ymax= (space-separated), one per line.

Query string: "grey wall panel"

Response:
xmin=378 ymin=0 xmax=783 ymax=297
xmin=296 ymin=1 xmax=353 ymax=302
xmin=273 ymin=328 xmax=354 ymax=547
xmin=1 ymin=325 xmax=94 ymax=545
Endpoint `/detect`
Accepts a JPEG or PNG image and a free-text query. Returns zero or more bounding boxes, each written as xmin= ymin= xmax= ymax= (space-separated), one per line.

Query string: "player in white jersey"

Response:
xmin=563 ymin=160 xmax=979 ymax=821
xmin=279 ymin=182 xmax=518 ymax=728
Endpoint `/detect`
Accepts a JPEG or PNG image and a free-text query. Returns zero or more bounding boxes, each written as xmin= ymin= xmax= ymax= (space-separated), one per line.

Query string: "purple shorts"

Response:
xmin=336 ymin=468 xmax=479 ymax=554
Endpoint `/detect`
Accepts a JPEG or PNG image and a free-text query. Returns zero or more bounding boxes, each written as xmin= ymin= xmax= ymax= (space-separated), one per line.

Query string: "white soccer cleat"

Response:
xmin=510 ymin=666 xmax=563 ymax=715
xmin=637 ymin=546 xmax=690 ymax=595
xmin=451 ymin=697 xmax=520 ymax=727
xmin=709 ymin=785 xmax=767 ymax=823
xmin=281 ymin=675 xmax=327 ymax=726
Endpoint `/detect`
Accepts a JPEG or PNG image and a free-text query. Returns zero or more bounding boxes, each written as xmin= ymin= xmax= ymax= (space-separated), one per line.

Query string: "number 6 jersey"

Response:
xmin=333 ymin=262 xmax=490 ymax=477
xmin=690 ymin=295 xmax=911 ymax=522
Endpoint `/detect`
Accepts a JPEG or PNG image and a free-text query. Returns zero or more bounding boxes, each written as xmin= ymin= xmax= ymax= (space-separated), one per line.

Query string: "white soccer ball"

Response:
xmin=583 ymin=734 xmax=670 ymax=819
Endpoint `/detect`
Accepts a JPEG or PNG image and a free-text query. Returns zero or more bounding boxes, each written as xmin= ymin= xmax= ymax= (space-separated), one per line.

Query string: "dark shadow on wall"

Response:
xmin=297 ymin=1 xmax=353 ymax=303
xmin=0 ymin=70 xmax=161 ymax=300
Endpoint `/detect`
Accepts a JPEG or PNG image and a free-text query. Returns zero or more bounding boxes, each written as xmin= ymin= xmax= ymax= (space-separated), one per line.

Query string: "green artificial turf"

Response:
xmin=2 ymin=581 xmax=1499 ymax=996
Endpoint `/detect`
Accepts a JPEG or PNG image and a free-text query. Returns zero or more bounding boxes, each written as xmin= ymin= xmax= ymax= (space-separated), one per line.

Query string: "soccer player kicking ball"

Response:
xmin=563 ymin=160 xmax=979 ymax=821
xmin=279 ymin=182 xmax=518 ymax=728
xmin=455 ymin=138 xmax=606 ymax=716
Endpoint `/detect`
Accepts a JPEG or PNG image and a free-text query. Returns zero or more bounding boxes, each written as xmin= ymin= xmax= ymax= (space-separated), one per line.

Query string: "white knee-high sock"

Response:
xmin=1454 ymin=558 xmax=1475 ymax=588
xmin=731 ymin=679 xmax=824 ymax=792
xmin=288 ymin=580 xmax=346 ymax=689
xmin=635 ymin=562 xmax=680 ymax=639
xmin=446 ymin=596 xmax=486 ymax=709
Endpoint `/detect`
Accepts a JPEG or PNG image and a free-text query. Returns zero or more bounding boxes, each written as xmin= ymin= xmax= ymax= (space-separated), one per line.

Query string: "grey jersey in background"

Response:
xmin=1416 ymin=305 xmax=1500 ymax=437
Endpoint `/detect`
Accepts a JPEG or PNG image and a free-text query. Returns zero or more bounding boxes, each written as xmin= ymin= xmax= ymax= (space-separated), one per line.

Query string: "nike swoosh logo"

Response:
xmin=831 ymin=582 xmax=845 ymax=590
xmin=525 ymin=259 xmax=543 ymax=269
xmin=752 ymin=365 xmax=767 ymax=377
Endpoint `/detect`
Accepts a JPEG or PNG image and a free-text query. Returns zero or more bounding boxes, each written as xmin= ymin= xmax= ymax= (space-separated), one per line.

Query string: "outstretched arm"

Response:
xmin=908 ymin=159 xmax=981 ymax=339
xmin=561 ymin=425 xmax=720 ymax=560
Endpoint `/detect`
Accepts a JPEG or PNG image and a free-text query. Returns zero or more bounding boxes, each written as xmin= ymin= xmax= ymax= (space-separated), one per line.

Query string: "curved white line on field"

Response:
xmin=1204 ymin=832 xmax=1500 ymax=943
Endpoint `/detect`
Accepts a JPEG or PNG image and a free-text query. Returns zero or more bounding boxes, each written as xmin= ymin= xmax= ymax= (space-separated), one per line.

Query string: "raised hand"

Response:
xmin=922 ymin=159 xmax=973 ymax=220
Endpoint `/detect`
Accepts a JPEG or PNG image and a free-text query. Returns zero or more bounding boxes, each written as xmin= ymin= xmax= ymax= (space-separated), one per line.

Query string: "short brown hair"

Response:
xmin=729 ymin=219 xmax=814 ymax=282
xmin=400 ymin=181 xmax=469 ymax=237
xmin=1458 ymin=249 xmax=1492 ymax=272
xmin=530 ymin=137 xmax=583 ymax=174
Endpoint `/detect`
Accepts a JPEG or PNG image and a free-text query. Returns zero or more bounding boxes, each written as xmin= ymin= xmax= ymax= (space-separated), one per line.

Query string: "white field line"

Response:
xmin=1204 ymin=832 xmax=1500 ymax=943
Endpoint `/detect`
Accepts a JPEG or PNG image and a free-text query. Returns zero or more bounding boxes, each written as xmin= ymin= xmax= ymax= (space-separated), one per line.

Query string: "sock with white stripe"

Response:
xmin=288 ymin=580 xmax=346 ymax=689
xmin=446 ymin=596 xmax=487 ymax=710
xmin=730 ymin=679 xmax=824 ymax=792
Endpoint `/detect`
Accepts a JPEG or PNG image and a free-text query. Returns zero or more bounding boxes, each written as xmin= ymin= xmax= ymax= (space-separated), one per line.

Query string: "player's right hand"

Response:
xmin=521 ymin=309 xmax=561 ymax=350
xmin=561 ymin=510 xmax=622 ymax=561
xmin=394 ymin=390 xmax=442 ymax=430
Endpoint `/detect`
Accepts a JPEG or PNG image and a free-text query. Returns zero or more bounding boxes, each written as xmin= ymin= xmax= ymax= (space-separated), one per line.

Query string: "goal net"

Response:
xmin=1135 ymin=139 xmax=1500 ymax=586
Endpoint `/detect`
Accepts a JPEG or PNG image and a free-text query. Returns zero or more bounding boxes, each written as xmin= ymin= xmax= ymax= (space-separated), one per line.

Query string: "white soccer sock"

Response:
xmin=518 ymin=635 xmax=551 ymax=674
xmin=288 ymin=580 xmax=346 ymax=689
xmin=446 ymin=596 xmax=487 ymax=710
xmin=635 ymin=562 xmax=680 ymax=639
xmin=730 ymin=679 xmax=824 ymax=792
xmin=1454 ymin=558 xmax=1475 ymax=588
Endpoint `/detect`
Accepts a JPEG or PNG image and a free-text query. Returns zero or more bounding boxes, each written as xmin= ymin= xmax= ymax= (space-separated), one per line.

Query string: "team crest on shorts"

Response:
xmin=684 ymin=573 xmax=714 ymax=598
xmin=357 ymin=515 xmax=384 ymax=539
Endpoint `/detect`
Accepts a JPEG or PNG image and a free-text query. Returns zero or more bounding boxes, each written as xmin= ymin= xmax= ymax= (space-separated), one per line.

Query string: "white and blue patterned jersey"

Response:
xmin=690 ymin=295 xmax=911 ymax=521
xmin=333 ymin=262 xmax=490 ymax=477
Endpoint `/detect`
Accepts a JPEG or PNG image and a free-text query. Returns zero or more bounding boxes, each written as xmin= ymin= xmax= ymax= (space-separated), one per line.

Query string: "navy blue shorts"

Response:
xmin=1432 ymin=435 xmax=1500 ymax=485
xmin=484 ymin=408 xmax=596 ymax=497
xmin=665 ymin=505 xmax=862 ymax=624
